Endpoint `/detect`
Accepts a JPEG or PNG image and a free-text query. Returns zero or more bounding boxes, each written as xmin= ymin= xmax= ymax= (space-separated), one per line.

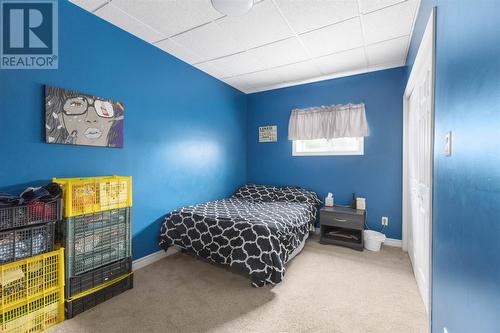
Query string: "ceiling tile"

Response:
xmin=112 ymin=0 xmax=223 ymax=37
xmin=212 ymin=37 xmax=309 ymax=77
xmin=232 ymin=70 xmax=283 ymax=89
xmin=358 ymin=0 xmax=406 ymax=14
xmin=315 ymin=48 xmax=367 ymax=75
xmin=171 ymin=22 xmax=246 ymax=60
xmin=155 ymin=39 xmax=205 ymax=64
xmin=194 ymin=62 xmax=228 ymax=78
xmin=216 ymin=1 xmax=293 ymax=50
xmin=362 ymin=0 xmax=418 ymax=44
xmin=222 ymin=77 xmax=252 ymax=92
xmin=249 ymin=37 xmax=309 ymax=70
xmin=269 ymin=60 xmax=322 ymax=83
xmin=366 ymin=36 xmax=408 ymax=66
xmin=70 ymin=0 xmax=108 ymax=12
xmin=94 ymin=3 xmax=165 ymax=43
xmin=274 ymin=0 xmax=358 ymax=33
xmin=210 ymin=51 xmax=265 ymax=77
xmin=300 ymin=17 xmax=364 ymax=57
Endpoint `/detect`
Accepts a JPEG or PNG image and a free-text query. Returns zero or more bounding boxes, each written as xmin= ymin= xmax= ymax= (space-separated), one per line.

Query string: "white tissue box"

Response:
xmin=356 ymin=197 xmax=366 ymax=210
xmin=325 ymin=197 xmax=334 ymax=207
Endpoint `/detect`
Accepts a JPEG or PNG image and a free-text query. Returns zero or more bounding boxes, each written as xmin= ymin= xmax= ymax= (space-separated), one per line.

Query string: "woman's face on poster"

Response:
xmin=61 ymin=96 xmax=116 ymax=146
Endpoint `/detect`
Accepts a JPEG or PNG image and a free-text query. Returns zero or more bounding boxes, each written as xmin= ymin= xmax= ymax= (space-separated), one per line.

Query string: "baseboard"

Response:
xmin=384 ymin=238 xmax=402 ymax=247
xmin=132 ymin=247 xmax=179 ymax=270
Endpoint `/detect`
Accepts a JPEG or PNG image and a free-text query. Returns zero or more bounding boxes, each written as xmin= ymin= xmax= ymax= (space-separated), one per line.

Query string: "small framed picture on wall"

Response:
xmin=259 ymin=125 xmax=277 ymax=142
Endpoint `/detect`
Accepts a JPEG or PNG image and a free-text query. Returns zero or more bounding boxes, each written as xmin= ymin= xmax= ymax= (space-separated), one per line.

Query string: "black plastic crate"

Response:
xmin=61 ymin=208 xmax=131 ymax=277
xmin=66 ymin=257 xmax=132 ymax=298
xmin=0 ymin=222 xmax=55 ymax=264
xmin=0 ymin=199 xmax=61 ymax=231
xmin=65 ymin=274 xmax=133 ymax=319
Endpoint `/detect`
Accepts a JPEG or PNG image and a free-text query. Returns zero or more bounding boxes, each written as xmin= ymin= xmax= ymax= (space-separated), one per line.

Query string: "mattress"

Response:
xmin=159 ymin=198 xmax=316 ymax=287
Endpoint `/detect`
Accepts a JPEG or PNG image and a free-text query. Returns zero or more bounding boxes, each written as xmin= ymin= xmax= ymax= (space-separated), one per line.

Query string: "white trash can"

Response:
xmin=364 ymin=230 xmax=386 ymax=251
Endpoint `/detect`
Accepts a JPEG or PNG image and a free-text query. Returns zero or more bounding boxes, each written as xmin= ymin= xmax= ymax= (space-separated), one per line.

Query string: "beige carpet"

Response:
xmin=49 ymin=236 xmax=427 ymax=333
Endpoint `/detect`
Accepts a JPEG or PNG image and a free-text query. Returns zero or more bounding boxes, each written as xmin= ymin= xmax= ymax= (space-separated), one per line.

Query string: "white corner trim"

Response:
xmin=132 ymin=247 xmax=179 ymax=271
xmin=384 ymin=238 xmax=403 ymax=248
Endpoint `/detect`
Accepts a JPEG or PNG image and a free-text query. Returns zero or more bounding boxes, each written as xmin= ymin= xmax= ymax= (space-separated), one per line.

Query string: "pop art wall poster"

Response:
xmin=45 ymin=86 xmax=124 ymax=148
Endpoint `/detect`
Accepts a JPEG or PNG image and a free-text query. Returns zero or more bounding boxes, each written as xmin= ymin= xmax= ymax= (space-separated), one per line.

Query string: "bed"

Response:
xmin=159 ymin=185 xmax=320 ymax=287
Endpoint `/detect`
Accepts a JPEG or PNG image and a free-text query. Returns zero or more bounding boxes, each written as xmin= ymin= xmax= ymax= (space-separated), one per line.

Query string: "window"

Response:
xmin=292 ymin=137 xmax=364 ymax=156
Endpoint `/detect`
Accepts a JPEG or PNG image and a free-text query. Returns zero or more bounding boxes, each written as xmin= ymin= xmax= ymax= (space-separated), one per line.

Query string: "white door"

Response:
xmin=404 ymin=10 xmax=435 ymax=314
xmin=408 ymin=68 xmax=432 ymax=311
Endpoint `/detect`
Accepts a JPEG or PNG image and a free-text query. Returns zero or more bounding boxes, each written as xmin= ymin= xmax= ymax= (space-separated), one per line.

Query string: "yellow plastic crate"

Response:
xmin=1 ymin=291 xmax=63 ymax=333
xmin=53 ymin=176 xmax=132 ymax=217
xmin=0 ymin=249 xmax=65 ymax=332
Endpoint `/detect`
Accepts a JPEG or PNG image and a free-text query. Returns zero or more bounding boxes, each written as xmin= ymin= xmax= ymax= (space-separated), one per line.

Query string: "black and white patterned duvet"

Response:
xmin=159 ymin=198 xmax=316 ymax=287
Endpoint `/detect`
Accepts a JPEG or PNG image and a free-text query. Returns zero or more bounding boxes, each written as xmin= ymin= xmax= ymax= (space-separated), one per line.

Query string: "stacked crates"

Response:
xmin=0 ymin=249 xmax=65 ymax=332
xmin=0 ymin=189 xmax=62 ymax=332
xmin=53 ymin=176 xmax=133 ymax=319
xmin=0 ymin=199 xmax=60 ymax=264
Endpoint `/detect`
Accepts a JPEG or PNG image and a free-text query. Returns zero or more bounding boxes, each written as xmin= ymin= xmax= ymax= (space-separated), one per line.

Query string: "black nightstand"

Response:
xmin=320 ymin=206 xmax=366 ymax=251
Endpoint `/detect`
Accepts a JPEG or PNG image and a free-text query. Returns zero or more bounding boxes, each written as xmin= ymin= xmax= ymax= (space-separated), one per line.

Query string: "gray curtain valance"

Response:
xmin=288 ymin=103 xmax=369 ymax=140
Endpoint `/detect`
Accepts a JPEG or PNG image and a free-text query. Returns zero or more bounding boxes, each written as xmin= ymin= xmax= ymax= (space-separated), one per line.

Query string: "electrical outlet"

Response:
xmin=382 ymin=216 xmax=389 ymax=226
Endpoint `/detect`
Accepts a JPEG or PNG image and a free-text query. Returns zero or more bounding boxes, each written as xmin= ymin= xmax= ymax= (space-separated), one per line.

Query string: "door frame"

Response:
xmin=402 ymin=6 xmax=436 ymax=329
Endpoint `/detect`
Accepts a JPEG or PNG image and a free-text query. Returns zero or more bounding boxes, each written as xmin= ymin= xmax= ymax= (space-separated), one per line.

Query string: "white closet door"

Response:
xmin=406 ymin=10 xmax=435 ymax=314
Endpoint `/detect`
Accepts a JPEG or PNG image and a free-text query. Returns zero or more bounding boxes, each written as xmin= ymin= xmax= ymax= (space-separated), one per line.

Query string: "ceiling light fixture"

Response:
xmin=211 ymin=0 xmax=254 ymax=17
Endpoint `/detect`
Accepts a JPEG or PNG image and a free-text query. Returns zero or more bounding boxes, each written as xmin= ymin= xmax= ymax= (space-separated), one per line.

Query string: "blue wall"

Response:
xmin=0 ymin=1 xmax=247 ymax=260
xmin=246 ymin=68 xmax=406 ymax=239
xmin=408 ymin=1 xmax=500 ymax=332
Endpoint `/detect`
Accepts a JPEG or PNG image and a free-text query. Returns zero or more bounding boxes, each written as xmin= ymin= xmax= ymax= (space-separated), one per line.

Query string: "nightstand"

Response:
xmin=320 ymin=206 xmax=366 ymax=251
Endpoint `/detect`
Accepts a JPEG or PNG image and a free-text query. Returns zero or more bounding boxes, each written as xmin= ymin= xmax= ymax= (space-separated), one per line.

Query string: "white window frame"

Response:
xmin=292 ymin=137 xmax=364 ymax=156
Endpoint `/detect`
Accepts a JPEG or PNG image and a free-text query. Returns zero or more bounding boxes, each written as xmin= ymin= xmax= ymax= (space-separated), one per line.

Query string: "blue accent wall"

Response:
xmin=246 ymin=68 xmax=406 ymax=240
xmin=409 ymin=1 xmax=500 ymax=332
xmin=0 ymin=1 xmax=247 ymax=260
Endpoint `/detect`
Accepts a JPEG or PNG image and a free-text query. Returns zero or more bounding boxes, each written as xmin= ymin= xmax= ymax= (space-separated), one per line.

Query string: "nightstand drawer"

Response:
xmin=320 ymin=211 xmax=364 ymax=229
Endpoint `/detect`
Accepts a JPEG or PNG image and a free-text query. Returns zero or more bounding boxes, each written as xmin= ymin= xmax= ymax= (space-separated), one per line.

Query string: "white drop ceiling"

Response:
xmin=70 ymin=0 xmax=420 ymax=93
